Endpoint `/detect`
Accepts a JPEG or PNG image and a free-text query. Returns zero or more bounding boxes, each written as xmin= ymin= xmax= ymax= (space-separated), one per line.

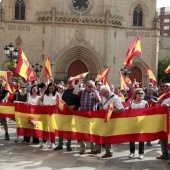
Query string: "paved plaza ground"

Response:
xmin=0 ymin=120 xmax=170 ymax=170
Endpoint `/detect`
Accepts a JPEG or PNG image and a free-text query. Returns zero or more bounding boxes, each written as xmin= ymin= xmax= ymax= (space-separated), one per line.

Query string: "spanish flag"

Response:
xmin=69 ymin=72 xmax=89 ymax=81
xmin=0 ymin=76 xmax=12 ymax=94
xmin=119 ymin=71 xmax=128 ymax=90
xmin=100 ymin=66 xmax=111 ymax=83
xmin=14 ymin=48 xmax=37 ymax=81
xmin=124 ymin=36 xmax=142 ymax=68
xmin=125 ymin=76 xmax=132 ymax=85
xmin=146 ymin=65 xmax=156 ymax=85
xmin=104 ymin=103 xmax=114 ymax=123
xmin=94 ymin=71 xmax=102 ymax=82
xmin=44 ymin=57 xmax=52 ymax=80
xmin=165 ymin=65 xmax=170 ymax=74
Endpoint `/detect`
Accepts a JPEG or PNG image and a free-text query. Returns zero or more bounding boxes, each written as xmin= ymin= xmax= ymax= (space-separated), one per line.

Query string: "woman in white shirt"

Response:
xmin=25 ymin=85 xmax=41 ymax=144
xmin=40 ymin=82 xmax=60 ymax=149
xmin=128 ymin=88 xmax=149 ymax=160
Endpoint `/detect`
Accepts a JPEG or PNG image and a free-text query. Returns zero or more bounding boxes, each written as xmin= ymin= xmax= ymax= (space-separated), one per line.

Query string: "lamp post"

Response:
xmin=4 ymin=43 xmax=18 ymax=70
xmin=32 ymin=63 xmax=43 ymax=77
xmin=120 ymin=67 xmax=131 ymax=77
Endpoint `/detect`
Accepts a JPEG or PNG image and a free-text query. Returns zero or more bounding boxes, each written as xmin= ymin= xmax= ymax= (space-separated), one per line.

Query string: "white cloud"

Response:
xmin=157 ymin=0 xmax=170 ymax=8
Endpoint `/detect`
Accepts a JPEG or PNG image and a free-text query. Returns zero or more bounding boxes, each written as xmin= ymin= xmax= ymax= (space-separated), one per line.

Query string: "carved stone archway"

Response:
xmin=54 ymin=45 xmax=102 ymax=81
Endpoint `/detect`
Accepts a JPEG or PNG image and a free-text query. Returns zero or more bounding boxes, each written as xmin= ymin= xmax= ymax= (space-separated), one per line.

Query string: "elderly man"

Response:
xmin=90 ymin=85 xmax=124 ymax=158
xmin=73 ymin=80 xmax=101 ymax=154
xmin=0 ymin=78 xmax=10 ymax=140
xmin=156 ymin=83 xmax=170 ymax=164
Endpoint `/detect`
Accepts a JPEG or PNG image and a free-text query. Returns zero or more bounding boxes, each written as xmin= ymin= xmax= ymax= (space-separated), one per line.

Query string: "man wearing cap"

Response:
xmin=0 ymin=78 xmax=10 ymax=140
xmin=54 ymin=79 xmax=80 ymax=151
xmin=156 ymin=83 xmax=170 ymax=164
xmin=73 ymin=80 xmax=101 ymax=154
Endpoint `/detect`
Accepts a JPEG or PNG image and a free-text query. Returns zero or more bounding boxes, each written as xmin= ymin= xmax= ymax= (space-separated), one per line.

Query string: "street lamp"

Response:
xmin=4 ymin=43 xmax=18 ymax=70
xmin=32 ymin=63 xmax=43 ymax=77
xmin=120 ymin=67 xmax=131 ymax=77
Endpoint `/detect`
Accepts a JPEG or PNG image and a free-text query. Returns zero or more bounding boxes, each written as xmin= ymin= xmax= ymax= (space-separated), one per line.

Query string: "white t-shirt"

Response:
xmin=43 ymin=93 xmax=58 ymax=105
xmin=102 ymin=93 xmax=124 ymax=110
xmin=131 ymin=100 xmax=147 ymax=109
xmin=161 ymin=97 xmax=170 ymax=113
xmin=28 ymin=95 xmax=40 ymax=105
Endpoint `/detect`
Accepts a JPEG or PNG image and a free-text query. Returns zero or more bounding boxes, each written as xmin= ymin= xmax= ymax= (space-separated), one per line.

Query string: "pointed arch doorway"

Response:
xmin=68 ymin=60 xmax=88 ymax=78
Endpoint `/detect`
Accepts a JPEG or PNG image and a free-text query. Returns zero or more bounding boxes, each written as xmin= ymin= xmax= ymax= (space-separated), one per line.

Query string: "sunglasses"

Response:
xmin=137 ymin=93 xmax=143 ymax=95
xmin=165 ymin=85 xmax=170 ymax=88
xmin=21 ymin=86 xmax=26 ymax=88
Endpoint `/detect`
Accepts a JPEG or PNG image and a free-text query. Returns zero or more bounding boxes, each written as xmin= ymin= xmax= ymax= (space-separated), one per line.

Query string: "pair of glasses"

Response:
xmin=21 ymin=86 xmax=26 ymax=88
xmin=88 ymin=86 xmax=93 ymax=88
xmin=137 ymin=93 xmax=143 ymax=95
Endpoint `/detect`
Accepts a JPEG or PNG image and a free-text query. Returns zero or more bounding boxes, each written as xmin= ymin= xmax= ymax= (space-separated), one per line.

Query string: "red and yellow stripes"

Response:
xmin=0 ymin=103 xmax=169 ymax=146
xmin=0 ymin=103 xmax=15 ymax=118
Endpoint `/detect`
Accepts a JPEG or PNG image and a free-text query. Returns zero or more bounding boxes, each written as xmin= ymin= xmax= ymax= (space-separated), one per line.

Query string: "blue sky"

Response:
xmin=157 ymin=0 xmax=170 ymax=7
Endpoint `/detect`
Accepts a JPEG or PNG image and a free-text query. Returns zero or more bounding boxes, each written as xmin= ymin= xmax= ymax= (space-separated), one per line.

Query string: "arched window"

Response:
xmin=15 ymin=0 xmax=25 ymax=20
xmin=133 ymin=6 xmax=143 ymax=27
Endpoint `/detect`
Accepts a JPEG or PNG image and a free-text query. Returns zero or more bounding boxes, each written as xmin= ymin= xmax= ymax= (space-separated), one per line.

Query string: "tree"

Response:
xmin=158 ymin=57 xmax=170 ymax=83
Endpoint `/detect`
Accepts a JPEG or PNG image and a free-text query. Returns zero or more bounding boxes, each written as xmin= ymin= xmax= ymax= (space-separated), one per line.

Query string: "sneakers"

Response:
xmin=138 ymin=154 xmax=144 ymax=159
xmin=39 ymin=142 xmax=47 ymax=148
xmin=156 ymin=155 xmax=169 ymax=160
xmin=49 ymin=143 xmax=55 ymax=149
xmin=54 ymin=146 xmax=63 ymax=151
xmin=5 ymin=132 xmax=10 ymax=140
xmin=67 ymin=146 xmax=72 ymax=151
xmin=101 ymin=153 xmax=112 ymax=158
xmin=129 ymin=153 xmax=135 ymax=158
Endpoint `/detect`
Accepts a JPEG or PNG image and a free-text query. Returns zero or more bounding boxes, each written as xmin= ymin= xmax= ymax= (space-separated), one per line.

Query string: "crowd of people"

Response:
xmin=0 ymin=77 xmax=170 ymax=164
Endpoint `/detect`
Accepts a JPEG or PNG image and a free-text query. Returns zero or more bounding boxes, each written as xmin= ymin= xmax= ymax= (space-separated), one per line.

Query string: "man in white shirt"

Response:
xmin=90 ymin=85 xmax=124 ymax=158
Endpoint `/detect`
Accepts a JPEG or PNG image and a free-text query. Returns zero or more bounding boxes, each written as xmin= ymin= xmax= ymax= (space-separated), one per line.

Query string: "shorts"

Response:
xmin=0 ymin=117 xmax=8 ymax=125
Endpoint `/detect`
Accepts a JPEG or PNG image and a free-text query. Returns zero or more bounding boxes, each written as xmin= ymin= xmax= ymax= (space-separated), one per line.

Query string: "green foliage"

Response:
xmin=158 ymin=57 xmax=170 ymax=83
xmin=13 ymin=77 xmax=23 ymax=84
xmin=5 ymin=62 xmax=17 ymax=70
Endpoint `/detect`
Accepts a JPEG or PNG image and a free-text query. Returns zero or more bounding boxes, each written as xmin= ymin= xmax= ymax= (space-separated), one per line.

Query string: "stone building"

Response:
xmin=0 ymin=0 xmax=159 ymax=85
xmin=157 ymin=7 xmax=170 ymax=61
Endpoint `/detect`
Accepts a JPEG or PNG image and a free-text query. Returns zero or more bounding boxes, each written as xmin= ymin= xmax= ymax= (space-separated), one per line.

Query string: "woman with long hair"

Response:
xmin=39 ymin=82 xmax=60 ymax=149
xmin=128 ymin=88 xmax=149 ymax=159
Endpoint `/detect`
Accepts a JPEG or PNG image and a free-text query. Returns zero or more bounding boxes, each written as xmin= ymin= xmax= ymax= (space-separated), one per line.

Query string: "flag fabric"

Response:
xmin=100 ymin=66 xmax=111 ymax=84
xmin=146 ymin=65 xmax=157 ymax=85
xmin=0 ymin=76 xmax=12 ymax=93
xmin=119 ymin=71 xmax=128 ymax=90
xmin=69 ymin=72 xmax=89 ymax=81
xmin=44 ymin=57 xmax=52 ymax=80
xmin=95 ymin=71 xmax=102 ymax=82
xmin=165 ymin=65 xmax=170 ymax=74
xmin=14 ymin=48 xmax=37 ymax=81
xmin=125 ymin=76 xmax=132 ymax=85
xmin=104 ymin=103 xmax=114 ymax=123
xmin=124 ymin=36 xmax=142 ymax=68
xmin=0 ymin=103 xmax=169 ymax=145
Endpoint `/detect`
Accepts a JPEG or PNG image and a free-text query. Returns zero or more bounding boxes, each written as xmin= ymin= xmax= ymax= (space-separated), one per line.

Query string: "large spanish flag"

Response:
xmin=14 ymin=103 xmax=169 ymax=144
xmin=44 ymin=57 xmax=52 ymax=80
xmin=165 ymin=65 xmax=170 ymax=74
xmin=146 ymin=65 xmax=157 ymax=85
xmin=14 ymin=48 xmax=37 ymax=81
xmin=124 ymin=36 xmax=142 ymax=68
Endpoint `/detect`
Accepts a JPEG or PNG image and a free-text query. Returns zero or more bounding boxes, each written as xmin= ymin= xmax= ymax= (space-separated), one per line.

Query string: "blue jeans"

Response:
xmin=160 ymin=139 xmax=169 ymax=157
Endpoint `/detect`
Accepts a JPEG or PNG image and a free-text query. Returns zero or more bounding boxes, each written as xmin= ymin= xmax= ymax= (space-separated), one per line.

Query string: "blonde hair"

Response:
xmin=132 ymin=88 xmax=144 ymax=99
